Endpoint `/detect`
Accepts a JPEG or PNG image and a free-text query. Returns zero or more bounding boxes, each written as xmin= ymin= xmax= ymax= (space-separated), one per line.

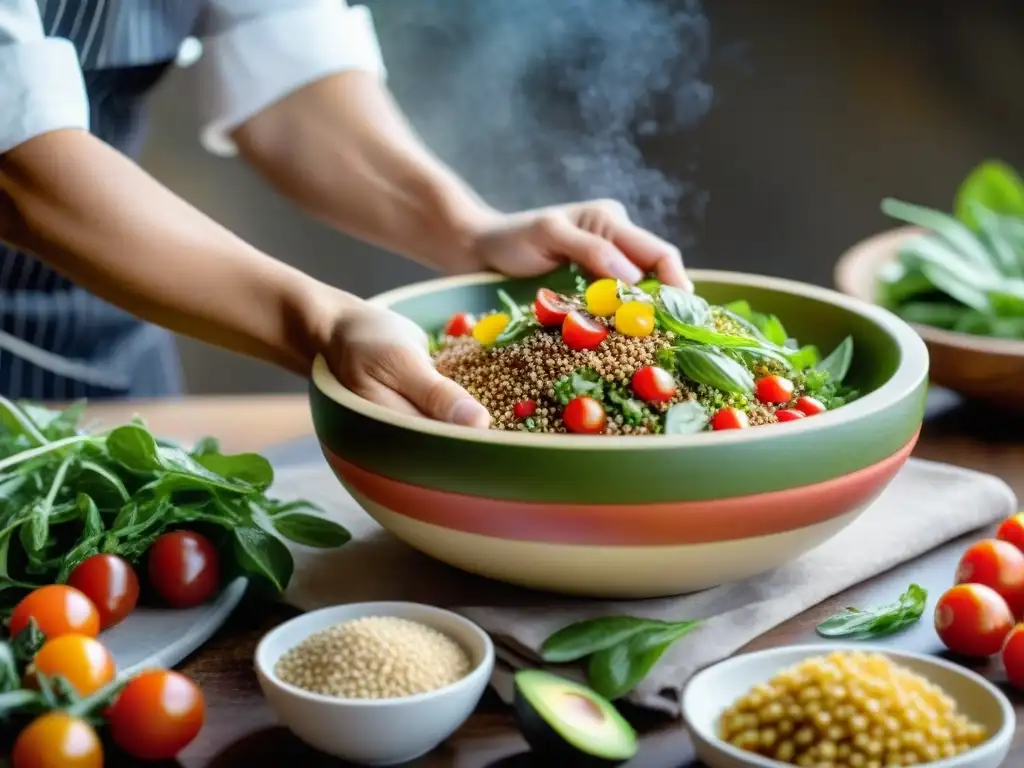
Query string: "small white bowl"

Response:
xmin=254 ymin=601 xmax=495 ymax=766
xmin=681 ymin=644 xmax=1014 ymax=768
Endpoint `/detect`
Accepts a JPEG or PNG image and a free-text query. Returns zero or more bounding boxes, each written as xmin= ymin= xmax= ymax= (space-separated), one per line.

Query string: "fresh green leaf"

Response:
xmin=553 ymin=368 xmax=605 ymax=406
xmin=587 ymin=620 xmax=701 ymax=700
xmin=663 ymin=401 xmax=709 ymax=435
xmin=674 ymin=345 xmax=755 ymax=395
xmin=955 ymin=160 xmax=1024 ymax=229
xmin=786 ymin=345 xmax=820 ymax=371
xmin=817 ymin=337 xmax=854 ymax=386
xmin=606 ymin=386 xmax=645 ymax=426
xmin=105 ymin=424 xmax=162 ymax=473
xmin=874 ymin=261 xmax=936 ymax=307
xmin=232 ymin=527 xmax=294 ymax=592
xmin=540 ymin=616 xmax=667 ymax=663
xmin=896 ymin=302 xmax=970 ymax=329
xmin=272 ymin=513 xmax=351 ymax=549
xmin=658 ymin=286 xmax=711 ymax=328
xmin=759 ymin=315 xmax=788 ymax=347
xmin=969 ymin=203 xmax=1024 ymax=278
xmin=816 ymin=584 xmax=927 ymax=639
xmin=882 ymin=197 xmax=1000 ymax=274
xmin=190 ymin=436 xmax=221 ymax=457
xmin=194 ymin=453 xmax=274 ymax=489
xmin=635 ymin=278 xmax=661 ymax=296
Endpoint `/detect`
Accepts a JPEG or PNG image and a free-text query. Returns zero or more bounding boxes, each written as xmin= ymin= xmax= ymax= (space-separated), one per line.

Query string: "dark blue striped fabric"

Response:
xmin=0 ymin=1 xmax=204 ymax=400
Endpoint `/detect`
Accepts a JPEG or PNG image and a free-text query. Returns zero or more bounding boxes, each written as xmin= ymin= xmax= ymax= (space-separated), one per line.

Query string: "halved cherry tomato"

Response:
xmin=631 ymin=366 xmax=677 ymax=403
xmin=1002 ymin=624 xmax=1024 ymax=689
xmin=12 ymin=712 xmax=102 ymax=768
xmin=563 ymin=396 xmax=607 ymax=434
xmin=10 ymin=585 xmax=99 ymax=640
xmin=107 ymin=670 xmax=206 ymax=761
xmin=147 ymin=531 xmax=221 ymax=609
xmin=561 ymin=311 xmax=609 ymax=351
xmin=32 ymin=634 xmax=116 ymax=697
xmin=794 ymin=395 xmax=826 ymax=416
xmin=443 ymin=312 xmax=475 ymax=337
xmin=711 ymin=407 xmax=749 ymax=431
xmin=956 ymin=539 xmax=1024 ymax=617
xmin=775 ymin=409 xmax=806 ymax=423
xmin=755 ymin=375 xmax=795 ymax=405
xmin=513 ymin=400 xmax=537 ymax=419
xmin=67 ymin=554 xmax=140 ymax=631
xmin=997 ymin=513 xmax=1024 ymax=554
xmin=533 ymin=288 xmax=573 ymax=327
xmin=934 ymin=583 xmax=1014 ymax=657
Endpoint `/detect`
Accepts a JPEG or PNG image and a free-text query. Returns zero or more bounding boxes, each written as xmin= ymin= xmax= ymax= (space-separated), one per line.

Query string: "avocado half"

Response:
xmin=513 ymin=669 xmax=639 ymax=764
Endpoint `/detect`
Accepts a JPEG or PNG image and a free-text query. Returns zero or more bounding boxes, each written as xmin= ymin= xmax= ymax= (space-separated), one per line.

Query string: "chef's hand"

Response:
xmin=322 ymin=301 xmax=491 ymax=428
xmin=469 ymin=200 xmax=691 ymax=290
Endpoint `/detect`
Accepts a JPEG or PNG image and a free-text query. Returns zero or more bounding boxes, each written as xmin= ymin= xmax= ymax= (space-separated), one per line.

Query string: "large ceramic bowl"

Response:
xmin=310 ymin=270 xmax=929 ymax=598
xmin=836 ymin=226 xmax=1024 ymax=409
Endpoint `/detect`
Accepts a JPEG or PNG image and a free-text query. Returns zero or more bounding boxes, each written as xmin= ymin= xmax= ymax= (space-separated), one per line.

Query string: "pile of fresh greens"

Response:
xmin=0 ymin=399 xmax=349 ymax=606
xmin=880 ymin=159 xmax=1024 ymax=339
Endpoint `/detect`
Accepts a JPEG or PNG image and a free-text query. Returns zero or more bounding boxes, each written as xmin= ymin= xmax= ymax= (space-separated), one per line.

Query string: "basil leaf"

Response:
xmin=658 ymin=286 xmax=711 ymax=327
xmin=759 ymin=315 xmax=788 ymax=347
xmin=816 ymin=584 xmax=927 ymax=639
xmin=587 ymin=621 xmax=702 ymax=700
xmin=817 ymin=336 xmax=853 ymax=386
xmin=232 ymin=527 xmax=294 ymax=593
xmin=674 ymin=345 xmax=755 ymax=395
xmin=190 ymin=436 xmax=221 ymax=457
xmin=272 ymin=513 xmax=351 ymax=549
xmin=540 ymin=616 xmax=666 ymax=663
xmin=636 ymin=278 xmax=661 ymax=296
xmin=954 ymin=160 xmax=1024 ymax=230
xmin=664 ymin=401 xmax=709 ymax=435
xmin=786 ymin=345 xmax=820 ymax=371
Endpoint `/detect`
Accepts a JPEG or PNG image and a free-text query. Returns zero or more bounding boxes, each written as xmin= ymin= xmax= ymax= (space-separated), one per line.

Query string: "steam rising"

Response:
xmin=367 ymin=0 xmax=713 ymax=248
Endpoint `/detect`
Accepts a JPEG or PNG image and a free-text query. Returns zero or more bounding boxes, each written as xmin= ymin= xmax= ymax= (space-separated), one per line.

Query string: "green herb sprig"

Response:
xmin=540 ymin=615 xmax=703 ymax=700
xmin=816 ymin=584 xmax=928 ymax=640
xmin=0 ymin=398 xmax=349 ymax=603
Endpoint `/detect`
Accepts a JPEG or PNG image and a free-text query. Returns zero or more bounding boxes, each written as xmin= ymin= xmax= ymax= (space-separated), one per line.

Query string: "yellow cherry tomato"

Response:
xmin=472 ymin=312 xmax=510 ymax=345
xmin=584 ymin=279 xmax=622 ymax=317
xmin=614 ymin=301 xmax=656 ymax=337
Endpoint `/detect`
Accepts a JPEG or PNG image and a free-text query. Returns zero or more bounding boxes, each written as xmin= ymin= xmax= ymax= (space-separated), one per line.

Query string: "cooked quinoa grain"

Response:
xmin=274 ymin=616 xmax=472 ymax=699
xmin=719 ymin=651 xmax=989 ymax=766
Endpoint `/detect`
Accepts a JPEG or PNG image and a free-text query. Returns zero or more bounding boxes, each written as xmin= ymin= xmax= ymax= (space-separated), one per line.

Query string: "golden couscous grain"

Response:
xmin=718 ymin=652 xmax=988 ymax=767
xmin=274 ymin=616 xmax=472 ymax=699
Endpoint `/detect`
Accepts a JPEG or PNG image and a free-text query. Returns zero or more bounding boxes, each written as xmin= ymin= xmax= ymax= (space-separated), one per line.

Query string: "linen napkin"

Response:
xmin=276 ymin=458 xmax=1015 ymax=716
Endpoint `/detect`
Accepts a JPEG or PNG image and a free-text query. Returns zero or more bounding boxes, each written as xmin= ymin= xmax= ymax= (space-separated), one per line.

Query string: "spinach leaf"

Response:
xmin=785 ymin=344 xmax=820 ymax=371
xmin=232 ymin=527 xmax=294 ymax=592
xmin=955 ymin=160 xmax=1024 ymax=230
xmin=674 ymin=345 xmax=755 ymax=395
xmin=587 ymin=620 xmax=701 ymax=700
xmin=816 ymin=584 xmax=927 ymax=639
xmin=194 ymin=453 xmax=274 ymax=490
xmin=817 ymin=336 xmax=854 ymax=386
xmin=758 ymin=315 xmax=788 ymax=347
xmin=663 ymin=401 xmax=709 ymax=435
xmin=658 ymin=286 xmax=711 ymax=327
xmin=273 ymin=513 xmax=351 ymax=549
xmin=540 ymin=616 xmax=667 ymax=663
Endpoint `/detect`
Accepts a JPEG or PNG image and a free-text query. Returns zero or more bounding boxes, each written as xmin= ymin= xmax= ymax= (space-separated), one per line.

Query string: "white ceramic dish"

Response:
xmin=681 ymin=644 xmax=1014 ymax=768
xmin=254 ymin=601 xmax=494 ymax=766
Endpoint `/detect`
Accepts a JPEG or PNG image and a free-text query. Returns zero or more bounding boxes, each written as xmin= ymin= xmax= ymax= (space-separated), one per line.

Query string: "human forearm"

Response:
xmin=0 ymin=129 xmax=348 ymax=375
xmin=232 ymin=72 xmax=498 ymax=273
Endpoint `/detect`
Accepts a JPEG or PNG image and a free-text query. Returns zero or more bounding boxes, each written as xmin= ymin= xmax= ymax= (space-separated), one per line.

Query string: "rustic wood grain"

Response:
xmin=81 ymin=394 xmax=1024 ymax=768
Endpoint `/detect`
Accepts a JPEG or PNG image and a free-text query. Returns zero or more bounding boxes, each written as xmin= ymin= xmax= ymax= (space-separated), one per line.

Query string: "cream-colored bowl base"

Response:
xmin=348 ymin=489 xmax=869 ymax=598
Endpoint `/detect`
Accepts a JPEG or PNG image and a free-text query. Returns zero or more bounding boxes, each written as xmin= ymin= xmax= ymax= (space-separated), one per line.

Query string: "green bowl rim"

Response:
xmin=311 ymin=269 xmax=929 ymax=451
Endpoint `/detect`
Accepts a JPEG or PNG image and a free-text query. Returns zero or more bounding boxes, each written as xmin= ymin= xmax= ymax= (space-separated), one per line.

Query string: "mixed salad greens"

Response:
xmin=880 ymin=159 xmax=1024 ymax=340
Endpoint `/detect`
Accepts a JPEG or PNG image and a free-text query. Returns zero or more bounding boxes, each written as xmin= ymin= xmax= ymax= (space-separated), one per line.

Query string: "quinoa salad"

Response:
xmin=430 ymin=272 xmax=859 ymax=435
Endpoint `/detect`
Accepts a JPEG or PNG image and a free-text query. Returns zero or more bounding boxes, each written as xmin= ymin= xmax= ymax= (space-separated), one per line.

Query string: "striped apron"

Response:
xmin=0 ymin=0 xmax=206 ymax=400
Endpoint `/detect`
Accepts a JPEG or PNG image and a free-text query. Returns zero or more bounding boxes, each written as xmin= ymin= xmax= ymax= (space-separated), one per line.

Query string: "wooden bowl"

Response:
xmin=836 ymin=227 xmax=1024 ymax=409
xmin=309 ymin=270 xmax=928 ymax=599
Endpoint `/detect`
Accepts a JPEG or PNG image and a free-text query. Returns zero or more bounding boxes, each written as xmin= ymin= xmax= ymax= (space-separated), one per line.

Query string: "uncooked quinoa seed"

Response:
xmin=275 ymin=616 xmax=472 ymax=699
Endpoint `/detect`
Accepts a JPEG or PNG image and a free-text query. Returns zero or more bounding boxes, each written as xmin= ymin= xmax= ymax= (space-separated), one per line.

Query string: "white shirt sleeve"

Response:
xmin=0 ymin=0 xmax=90 ymax=154
xmin=194 ymin=0 xmax=387 ymax=157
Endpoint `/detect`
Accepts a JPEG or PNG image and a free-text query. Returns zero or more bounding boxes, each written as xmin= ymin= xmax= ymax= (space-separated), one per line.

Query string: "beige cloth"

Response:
xmin=277 ymin=458 xmax=1015 ymax=716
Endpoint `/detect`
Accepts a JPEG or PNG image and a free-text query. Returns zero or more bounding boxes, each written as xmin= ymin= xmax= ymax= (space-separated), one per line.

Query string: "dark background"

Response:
xmin=138 ymin=0 xmax=1024 ymax=395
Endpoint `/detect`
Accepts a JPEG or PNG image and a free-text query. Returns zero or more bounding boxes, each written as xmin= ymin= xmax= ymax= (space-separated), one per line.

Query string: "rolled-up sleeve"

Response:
xmin=195 ymin=0 xmax=387 ymax=157
xmin=0 ymin=0 xmax=89 ymax=155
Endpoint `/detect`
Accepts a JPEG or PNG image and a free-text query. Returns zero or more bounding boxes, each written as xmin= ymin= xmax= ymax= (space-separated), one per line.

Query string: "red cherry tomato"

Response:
xmin=754 ymin=375 xmax=795 ymax=405
xmin=146 ymin=531 xmax=221 ymax=609
xmin=711 ymin=407 xmax=749 ymax=431
xmin=10 ymin=586 xmax=100 ymax=640
xmin=934 ymin=583 xmax=1014 ymax=657
xmin=794 ymin=396 xmax=827 ymax=416
xmin=533 ymin=288 xmax=573 ymax=327
xmin=33 ymin=634 xmax=116 ymax=697
xmin=12 ymin=712 xmax=102 ymax=768
xmin=1002 ymin=624 xmax=1024 ymax=689
xmin=775 ymin=408 xmax=806 ymax=423
xmin=443 ymin=312 xmax=474 ymax=337
xmin=631 ymin=366 xmax=677 ymax=403
xmin=107 ymin=670 xmax=205 ymax=761
xmin=996 ymin=513 xmax=1024 ymax=554
xmin=561 ymin=311 xmax=609 ymax=351
xmin=513 ymin=400 xmax=537 ymax=419
xmin=67 ymin=554 xmax=140 ymax=631
xmin=955 ymin=539 xmax=1024 ymax=617
xmin=563 ymin=396 xmax=607 ymax=434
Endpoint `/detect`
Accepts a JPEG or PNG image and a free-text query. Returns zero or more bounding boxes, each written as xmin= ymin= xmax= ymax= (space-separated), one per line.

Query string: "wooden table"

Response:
xmin=81 ymin=394 xmax=1024 ymax=768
